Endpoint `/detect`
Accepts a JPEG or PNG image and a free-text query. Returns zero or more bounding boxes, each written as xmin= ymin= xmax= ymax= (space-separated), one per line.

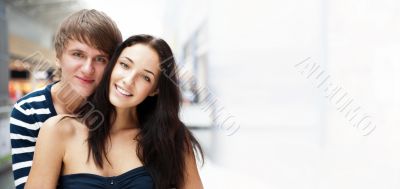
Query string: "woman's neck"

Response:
xmin=112 ymin=107 xmax=139 ymax=133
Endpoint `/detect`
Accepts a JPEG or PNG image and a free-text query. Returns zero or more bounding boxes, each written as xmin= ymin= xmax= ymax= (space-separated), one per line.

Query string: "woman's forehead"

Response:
xmin=120 ymin=45 xmax=160 ymax=67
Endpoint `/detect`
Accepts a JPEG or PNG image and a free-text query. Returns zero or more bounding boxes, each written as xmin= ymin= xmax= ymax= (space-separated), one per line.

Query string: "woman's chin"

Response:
xmin=110 ymin=97 xmax=136 ymax=109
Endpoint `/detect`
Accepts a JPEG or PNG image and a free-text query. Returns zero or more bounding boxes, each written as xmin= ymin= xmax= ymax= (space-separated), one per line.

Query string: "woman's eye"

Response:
xmin=119 ymin=62 xmax=129 ymax=69
xmin=143 ymin=75 xmax=151 ymax=82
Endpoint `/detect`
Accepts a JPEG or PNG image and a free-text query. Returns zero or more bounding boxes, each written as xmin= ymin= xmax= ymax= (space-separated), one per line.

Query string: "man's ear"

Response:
xmin=55 ymin=58 xmax=61 ymax=67
xmin=149 ymin=89 xmax=159 ymax=97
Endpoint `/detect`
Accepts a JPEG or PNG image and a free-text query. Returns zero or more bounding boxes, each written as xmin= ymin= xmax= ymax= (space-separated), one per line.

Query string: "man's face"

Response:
xmin=57 ymin=40 xmax=109 ymax=97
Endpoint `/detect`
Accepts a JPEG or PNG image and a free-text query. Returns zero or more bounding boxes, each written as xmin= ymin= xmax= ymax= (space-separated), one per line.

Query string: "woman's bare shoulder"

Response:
xmin=40 ymin=114 xmax=81 ymax=139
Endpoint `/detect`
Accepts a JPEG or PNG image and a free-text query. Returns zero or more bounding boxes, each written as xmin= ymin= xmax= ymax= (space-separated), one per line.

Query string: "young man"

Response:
xmin=9 ymin=9 xmax=122 ymax=189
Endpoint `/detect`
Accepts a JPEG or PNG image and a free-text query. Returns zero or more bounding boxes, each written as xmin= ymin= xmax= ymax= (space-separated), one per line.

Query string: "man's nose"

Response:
xmin=81 ymin=58 xmax=95 ymax=75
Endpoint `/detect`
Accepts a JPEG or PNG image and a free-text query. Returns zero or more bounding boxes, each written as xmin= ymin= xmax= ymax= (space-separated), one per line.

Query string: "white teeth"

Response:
xmin=116 ymin=85 xmax=132 ymax=96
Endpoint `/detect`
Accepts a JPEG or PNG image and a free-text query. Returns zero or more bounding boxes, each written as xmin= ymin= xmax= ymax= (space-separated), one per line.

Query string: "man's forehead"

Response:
xmin=65 ymin=39 xmax=108 ymax=56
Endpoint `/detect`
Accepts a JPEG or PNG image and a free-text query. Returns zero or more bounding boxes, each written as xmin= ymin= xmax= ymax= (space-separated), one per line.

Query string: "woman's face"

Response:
xmin=109 ymin=44 xmax=160 ymax=109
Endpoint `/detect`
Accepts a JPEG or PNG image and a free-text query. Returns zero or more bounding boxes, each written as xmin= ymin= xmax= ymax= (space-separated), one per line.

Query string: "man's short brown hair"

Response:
xmin=54 ymin=9 xmax=122 ymax=58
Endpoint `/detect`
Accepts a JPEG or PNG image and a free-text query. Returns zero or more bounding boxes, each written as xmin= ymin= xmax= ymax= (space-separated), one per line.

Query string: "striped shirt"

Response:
xmin=10 ymin=83 xmax=57 ymax=189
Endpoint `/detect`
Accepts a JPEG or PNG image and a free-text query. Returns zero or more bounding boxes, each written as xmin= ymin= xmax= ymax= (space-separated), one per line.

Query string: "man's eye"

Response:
xmin=72 ymin=52 xmax=83 ymax=58
xmin=96 ymin=57 xmax=108 ymax=63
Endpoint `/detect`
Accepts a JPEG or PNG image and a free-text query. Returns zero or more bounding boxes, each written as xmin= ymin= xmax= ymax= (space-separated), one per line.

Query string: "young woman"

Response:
xmin=25 ymin=34 xmax=204 ymax=189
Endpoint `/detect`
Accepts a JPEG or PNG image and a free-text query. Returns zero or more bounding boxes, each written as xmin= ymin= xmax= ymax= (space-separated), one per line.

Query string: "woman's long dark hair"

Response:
xmin=76 ymin=34 xmax=203 ymax=188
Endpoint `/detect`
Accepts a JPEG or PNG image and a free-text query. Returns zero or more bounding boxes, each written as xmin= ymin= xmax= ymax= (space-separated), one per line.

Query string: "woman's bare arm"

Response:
xmin=25 ymin=116 xmax=73 ymax=189
xmin=181 ymin=147 xmax=204 ymax=189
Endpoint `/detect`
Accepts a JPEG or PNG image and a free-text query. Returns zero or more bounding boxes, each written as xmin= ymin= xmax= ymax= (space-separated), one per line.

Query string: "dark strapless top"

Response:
xmin=57 ymin=166 xmax=154 ymax=189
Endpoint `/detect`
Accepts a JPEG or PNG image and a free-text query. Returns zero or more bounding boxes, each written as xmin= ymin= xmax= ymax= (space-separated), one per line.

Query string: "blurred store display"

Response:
xmin=8 ymin=59 xmax=53 ymax=102
xmin=8 ymin=34 xmax=57 ymax=102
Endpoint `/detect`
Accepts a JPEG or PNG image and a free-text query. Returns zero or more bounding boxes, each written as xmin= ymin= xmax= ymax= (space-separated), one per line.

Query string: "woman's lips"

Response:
xmin=115 ymin=84 xmax=133 ymax=96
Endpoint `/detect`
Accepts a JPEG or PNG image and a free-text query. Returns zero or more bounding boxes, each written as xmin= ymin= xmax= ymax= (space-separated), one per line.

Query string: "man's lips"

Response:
xmin=76 ymin=76 xmax=95 ymax=84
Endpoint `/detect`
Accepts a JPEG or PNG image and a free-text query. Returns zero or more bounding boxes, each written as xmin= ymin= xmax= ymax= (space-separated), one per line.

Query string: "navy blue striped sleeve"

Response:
xmin=9 ymin=84 xmax=57 ymax=189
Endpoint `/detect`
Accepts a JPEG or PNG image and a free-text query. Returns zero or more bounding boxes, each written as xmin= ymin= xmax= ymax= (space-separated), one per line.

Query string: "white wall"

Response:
xmin=206 ymin=1 xmax=324 ymax=188
xmin=208 ymin=0 xmax=324 ymax=130
xmin=166 ymin=0 xmax=400 ymax=188
xmin=320 ymin=0 xmax=400 ymax=188
xmin=82 ymin=0 xmax=165 ymax=39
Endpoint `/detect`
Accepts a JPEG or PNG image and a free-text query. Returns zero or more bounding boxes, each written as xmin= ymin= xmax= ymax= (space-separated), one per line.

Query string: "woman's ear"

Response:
xmin=149 ymin=89 xmax=159 ymax=97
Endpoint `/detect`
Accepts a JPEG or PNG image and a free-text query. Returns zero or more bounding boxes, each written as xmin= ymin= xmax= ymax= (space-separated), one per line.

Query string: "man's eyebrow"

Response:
xmin=69 ymin=49 xmax=85 ymax=52
xmin=68 ymin=49 xmax=108 ymax=57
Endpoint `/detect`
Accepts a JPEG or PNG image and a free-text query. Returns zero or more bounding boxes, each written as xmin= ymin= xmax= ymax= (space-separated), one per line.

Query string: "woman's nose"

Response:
xmin=122 ymin=71 xmax=138 ymax=86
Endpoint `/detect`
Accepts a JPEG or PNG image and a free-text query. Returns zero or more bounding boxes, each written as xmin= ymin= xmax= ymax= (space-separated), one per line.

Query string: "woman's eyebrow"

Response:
xmin=144 ymin=69 xmax=155 ymax=76
xmin=121 ymin=56 xmax=155 ymax=76
xmin=121 ymin=56 xmax=134 ymax=64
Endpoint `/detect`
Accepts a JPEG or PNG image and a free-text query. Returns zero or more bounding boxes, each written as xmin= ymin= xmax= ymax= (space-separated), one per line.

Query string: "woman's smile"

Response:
xmin=115 ymin=83 xmax=133 ymax=97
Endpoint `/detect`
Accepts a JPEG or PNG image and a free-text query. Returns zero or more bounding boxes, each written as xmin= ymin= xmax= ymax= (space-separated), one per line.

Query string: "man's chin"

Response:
xmin=71 ymin=85 xmax=94 ymax=98
xmin=79 ymin=89 xmax=94 ymax=98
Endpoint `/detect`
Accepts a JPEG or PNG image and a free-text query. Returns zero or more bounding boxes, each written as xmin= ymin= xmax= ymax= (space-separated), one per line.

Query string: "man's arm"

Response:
xmin=9 ymin=105 xmax=40 ymax=189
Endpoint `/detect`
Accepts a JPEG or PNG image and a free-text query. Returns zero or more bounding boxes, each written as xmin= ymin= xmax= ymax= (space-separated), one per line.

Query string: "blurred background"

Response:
xmin=1 ymin=0 xmax=400 ymax=188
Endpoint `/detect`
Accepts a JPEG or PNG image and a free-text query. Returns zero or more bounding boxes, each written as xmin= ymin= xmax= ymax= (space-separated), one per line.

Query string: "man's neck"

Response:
xmin=51 ymin=82 xmax=86 ymax=114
